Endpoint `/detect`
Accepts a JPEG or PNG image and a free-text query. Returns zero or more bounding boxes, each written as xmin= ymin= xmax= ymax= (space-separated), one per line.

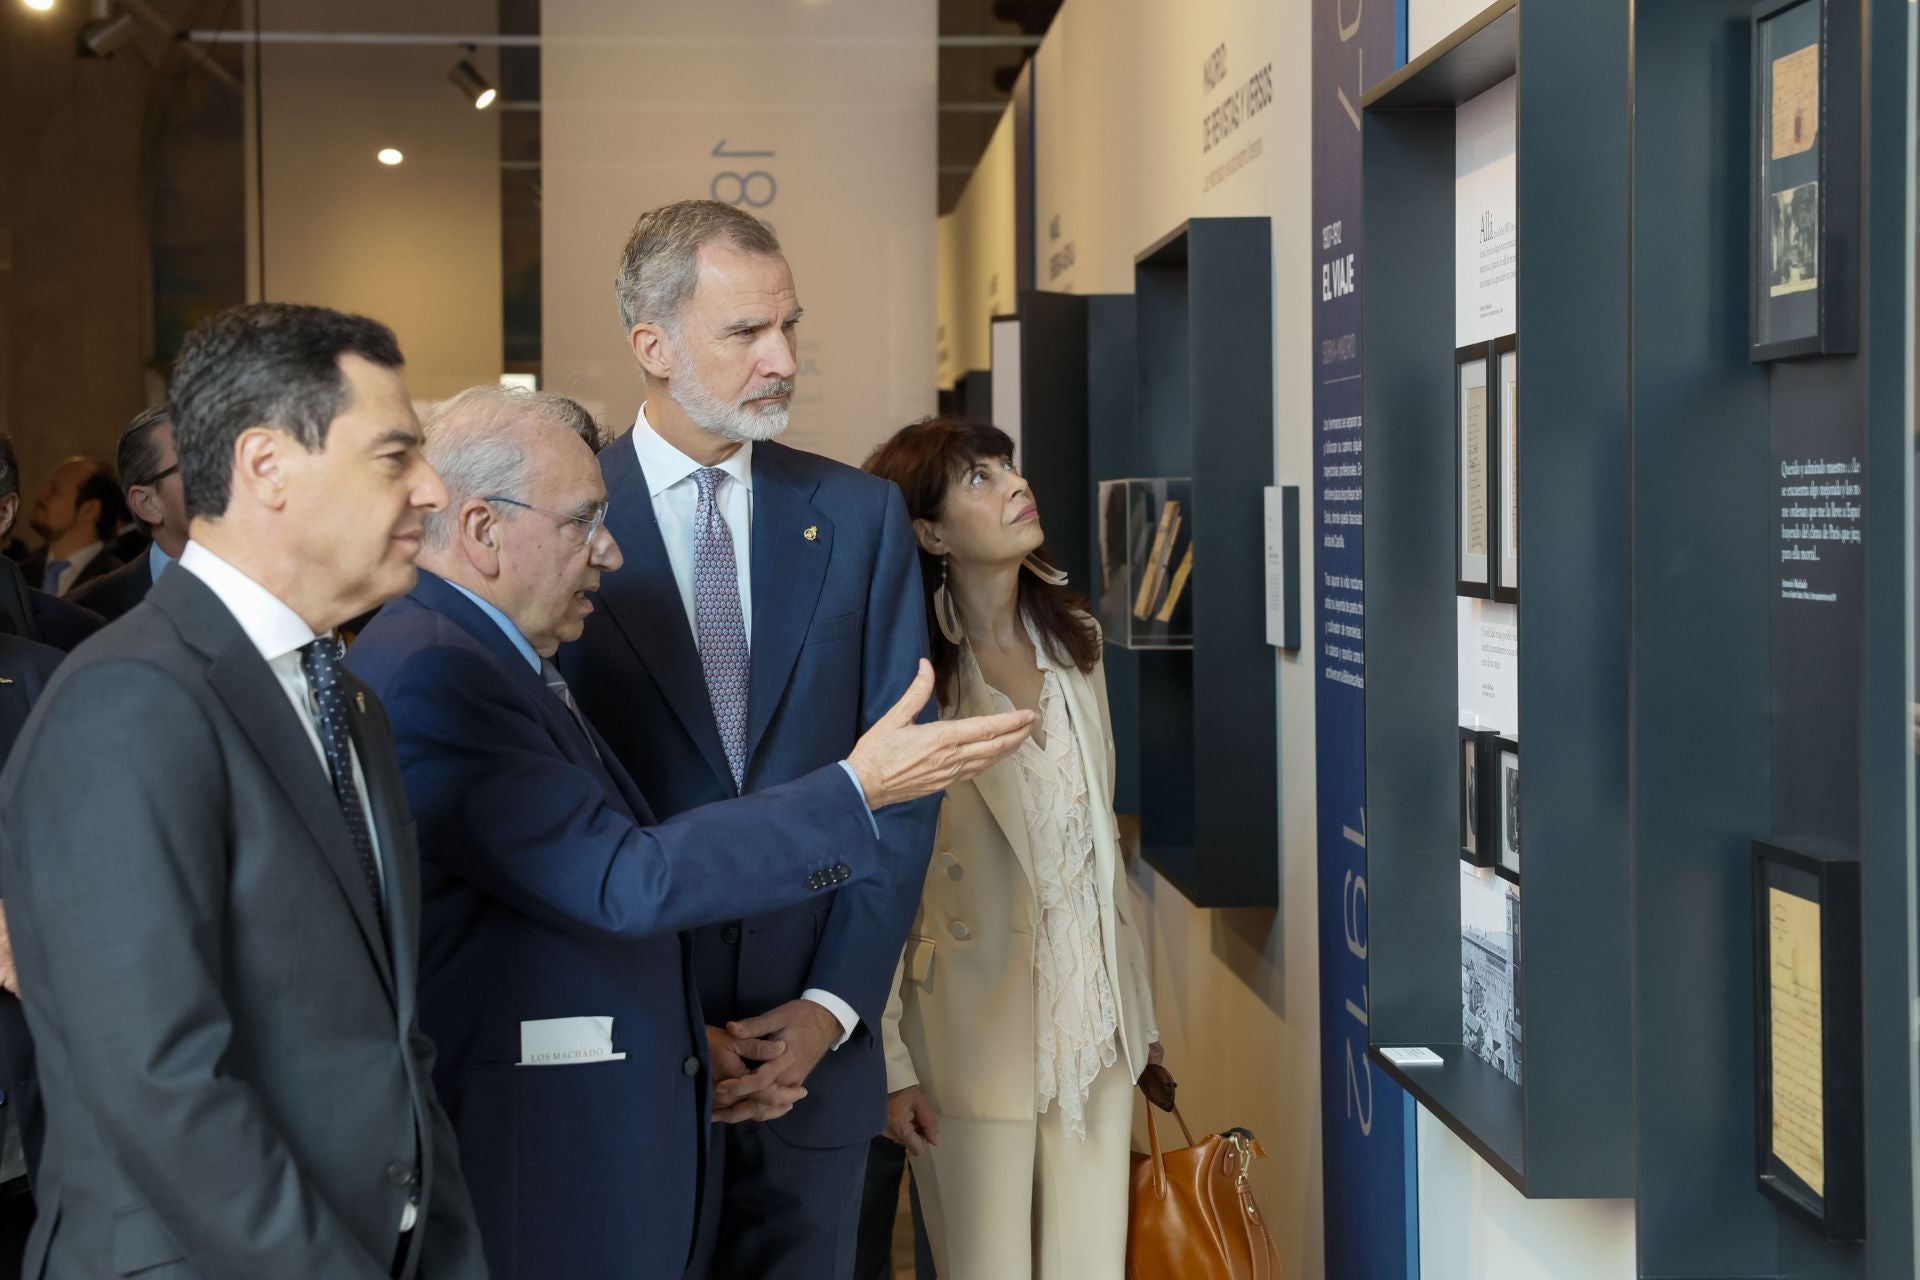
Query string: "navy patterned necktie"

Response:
xmin=298 ymin=638 xmax=383 ymax=905
xmin=541 ymin=658 xmax=601 ymax=762
xmin=692 ymin=467 xmax=749 ymax=790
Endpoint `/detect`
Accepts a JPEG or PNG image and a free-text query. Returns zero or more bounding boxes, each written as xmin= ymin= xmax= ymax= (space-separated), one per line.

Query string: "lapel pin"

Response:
xmin=355 ymin=691 xmax=367 ymax=713
xmin=0 ymin=677 xmax=12 ymax=686
xmin=803 ymin=525 xmax=818 ymax=541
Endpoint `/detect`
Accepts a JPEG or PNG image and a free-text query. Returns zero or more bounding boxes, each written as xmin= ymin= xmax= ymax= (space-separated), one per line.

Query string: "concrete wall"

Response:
xmin=936 ymin=106 xmax=1016 ymax=390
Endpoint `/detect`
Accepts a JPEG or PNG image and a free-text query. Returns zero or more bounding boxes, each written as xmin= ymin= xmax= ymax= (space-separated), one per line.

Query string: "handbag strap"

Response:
xmin=1139 ymin=1090 xmax=1199 ymax=1201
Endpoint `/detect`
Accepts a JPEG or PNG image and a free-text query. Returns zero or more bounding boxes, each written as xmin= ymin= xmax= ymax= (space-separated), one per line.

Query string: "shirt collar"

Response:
xmin=58 ymin=541 xmax=103 ymax=573
xmin=148 ymin=540 xmax=174 ymax=584
xmin=444 ymin=581 xmax=542 ymax=674
xmin=177 ymin=540 xmax=320 ymax=665
xmin=630 ymin=403 xmax=754 ymax=498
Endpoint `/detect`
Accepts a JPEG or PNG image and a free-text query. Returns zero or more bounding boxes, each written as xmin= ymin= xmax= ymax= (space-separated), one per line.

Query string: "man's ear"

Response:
xmin=629 ymin=322 xmax=676 ymax=382
xmin=459 ymin=499 xmax=504 ymax=578
xmin=231 ymin=428 xmax=292 ymax=511
xmin=126 ymin=485 xmax=163 ymax=529
xmin=0 ymin=492 xmax=16 ymax=540
xmin=911 ymin=516 xmax=947 ymax=558
xmin=73 ymin=496 xmax=102 ymax=539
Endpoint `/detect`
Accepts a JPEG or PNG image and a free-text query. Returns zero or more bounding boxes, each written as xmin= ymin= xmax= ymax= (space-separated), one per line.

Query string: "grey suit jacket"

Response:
xmin=0 ymin=568 xmax=486 ymax=1279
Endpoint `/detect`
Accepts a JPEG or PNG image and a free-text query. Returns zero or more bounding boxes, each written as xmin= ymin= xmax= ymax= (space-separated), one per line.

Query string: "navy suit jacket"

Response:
xmin=563 ymin=436 xmax=939 ymax=1149
xmin=67 ymin=548 xmax=154 ymax=621
xmin=347 ymin=571 xmax=883 ymax=1279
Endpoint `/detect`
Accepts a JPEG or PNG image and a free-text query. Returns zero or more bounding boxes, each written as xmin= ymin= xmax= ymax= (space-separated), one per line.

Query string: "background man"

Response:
xmin=19 ymin=456 xmax=126 ymax=597
xmin=0 ymin=437 xmax=102 ymax=651
xmin=565 ymin=199 xmax=939 ymax=1280
xmin=71 ymin=404 xmax=189 ymax=620
xmin=349 ymin=386 xmax=1029 ymax=1278
xmin=0 ymin=302 xmax=487 ymax=1278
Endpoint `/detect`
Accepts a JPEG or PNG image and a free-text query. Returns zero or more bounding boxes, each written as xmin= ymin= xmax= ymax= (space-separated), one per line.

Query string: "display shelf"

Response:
xmin=1097 ymin=477 xmax=1195 ymax=650
xmin=1371 ymin=1045 xmax=1526 ymax=1190
xmin=1360 ymin=0 xmax=1633 ymax=1202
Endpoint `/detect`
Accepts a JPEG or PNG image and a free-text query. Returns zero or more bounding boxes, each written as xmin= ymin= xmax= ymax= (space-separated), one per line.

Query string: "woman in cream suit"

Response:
xmin=865 ymin=418 xmax=1160 ymax=1280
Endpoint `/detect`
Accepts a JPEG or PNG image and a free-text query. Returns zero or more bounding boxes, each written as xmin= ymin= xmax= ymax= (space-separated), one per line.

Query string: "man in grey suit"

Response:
xmin=0 ymin=302 xmax=488 ymax=1279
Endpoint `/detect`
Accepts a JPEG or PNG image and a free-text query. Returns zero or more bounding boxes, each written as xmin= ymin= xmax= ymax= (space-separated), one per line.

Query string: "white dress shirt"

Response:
xmin=176 ymin=541 xmax=415 ymax=1233
xmin=629 ymin=407 xmax=858 ymax=1048
xmin=44 ymin=540 xmax=104 ymax=596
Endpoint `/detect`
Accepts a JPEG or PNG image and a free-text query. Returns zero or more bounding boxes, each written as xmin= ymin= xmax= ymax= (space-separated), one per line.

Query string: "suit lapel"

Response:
xmin=954 ymin=669 xmax=1037 ymax=894
xmin=205 ymin=639 xmax=398 ymax=1004
xmin=599 ymin=442 xmax=736 ymax=792
xmin=155 ymin=571 xmax=397 ymax=1003
xmin=745 ymin=445 xmax=832 ymax=769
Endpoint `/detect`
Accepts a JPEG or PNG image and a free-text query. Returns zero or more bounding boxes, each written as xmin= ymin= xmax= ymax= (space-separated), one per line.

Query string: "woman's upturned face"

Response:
xmin=930 ymin=453 xmax=1045 ymax=570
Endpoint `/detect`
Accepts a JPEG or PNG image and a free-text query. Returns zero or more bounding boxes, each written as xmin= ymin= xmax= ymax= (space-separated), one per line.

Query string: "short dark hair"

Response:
xmin=0 ymin=434 xmax=16 ymax=502
xmin=170 ymin=302 xmax=405 ymax=521
xmin=117 ymin=403 xmax=173 ymax=532
xmin=72 ymin=459 xmax=128 ymax=542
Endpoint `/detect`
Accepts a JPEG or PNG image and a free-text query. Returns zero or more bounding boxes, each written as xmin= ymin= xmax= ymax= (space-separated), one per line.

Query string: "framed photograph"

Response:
xmin=1492 ymin=336 xmax=1518 ymax=603
xmin=1460 ymin=727 xmax=1495 ymax=868
xmin=1494 ymin=737 xmax=1520 ymax=883
xmin=1752 ymin=840 xmax=1863 ymax=1240
xmin=1750 ymin=0 xmax=1859 ymax=360
xmin=1455 ymin=346 xmax=1493 ymax=598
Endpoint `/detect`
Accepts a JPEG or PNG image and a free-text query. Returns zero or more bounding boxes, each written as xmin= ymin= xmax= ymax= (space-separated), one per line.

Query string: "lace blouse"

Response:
xmin=965 ymin=619 xmax=1118 ymax=1141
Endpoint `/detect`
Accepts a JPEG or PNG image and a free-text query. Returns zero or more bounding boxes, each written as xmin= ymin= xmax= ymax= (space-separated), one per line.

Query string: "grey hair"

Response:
xmin=420 ymin=385 xmax=597 ymax=548
xmin=615 ymin=199 xmax=783 ymax=333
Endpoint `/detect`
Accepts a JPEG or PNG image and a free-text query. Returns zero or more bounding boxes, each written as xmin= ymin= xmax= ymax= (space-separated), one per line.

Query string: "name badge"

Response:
xmin=518 ymin=1015 xmax=625 ymax=1067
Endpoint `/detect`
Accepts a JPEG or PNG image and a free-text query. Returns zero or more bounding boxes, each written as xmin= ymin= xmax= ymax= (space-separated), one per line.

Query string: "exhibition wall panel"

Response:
xmin=936 ymin=106 xmax=1017 ymax=391
xmin=541 ymin=0 xmax=935 ymax=463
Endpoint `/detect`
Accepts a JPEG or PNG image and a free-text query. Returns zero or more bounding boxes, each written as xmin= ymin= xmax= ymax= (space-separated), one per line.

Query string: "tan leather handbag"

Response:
xmin=1126 ymin=1067 xmax=1281 ymax=1280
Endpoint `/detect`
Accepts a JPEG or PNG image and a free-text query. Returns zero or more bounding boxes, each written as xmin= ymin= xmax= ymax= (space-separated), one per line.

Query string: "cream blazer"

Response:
xmin=882 ymin=638 xmax=1157 ymax=1123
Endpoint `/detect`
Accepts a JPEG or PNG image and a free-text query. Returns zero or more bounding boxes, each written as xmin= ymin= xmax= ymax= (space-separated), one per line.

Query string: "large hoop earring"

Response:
xmin=1022 ymin=553 xmax=1069 ymax=587
xmin=933 ymin=558 xmax=966 ymax=645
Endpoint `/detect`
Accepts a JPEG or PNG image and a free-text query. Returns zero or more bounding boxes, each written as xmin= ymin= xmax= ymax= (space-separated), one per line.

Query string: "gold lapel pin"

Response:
xmin=355 ymin=691 xmax=367 ymax=713
xmin=803 ymin=526 xmax=818 ymax=541
xmin=0 ymin=677 xmax=13 ymax=686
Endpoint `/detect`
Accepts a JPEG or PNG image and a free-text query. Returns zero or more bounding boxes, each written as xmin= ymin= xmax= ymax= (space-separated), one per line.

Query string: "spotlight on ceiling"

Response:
xmin=377 ymin=148 xmax=404 ymax=166
xmin=448 ymin=56 xmax=496 ymax=111
xmin=77 ymin=9 xmax=135 ymax=57
xmin=23 ymin=0 xmax=58 ymax=14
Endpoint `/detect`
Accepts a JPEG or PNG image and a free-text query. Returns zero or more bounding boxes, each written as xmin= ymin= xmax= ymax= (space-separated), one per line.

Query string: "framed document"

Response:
xmin=1455 ymin=346 xmax=1493 ymax=598
xmin=1493 ymin=737 xmax=1520 ymax=883
xmin=1492 ymin=336 xmax=1518 ymax=603
xmin=1749 ymin=0 xmax=1859 ymax=360
xmin=1752 ymin=841 xmax=1863 ymax=1240
xmin=1459 ymin=727 xmax=1495 ymax=868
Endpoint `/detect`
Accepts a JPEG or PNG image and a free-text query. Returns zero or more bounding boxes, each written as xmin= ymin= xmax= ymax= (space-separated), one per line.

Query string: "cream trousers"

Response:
xmin=909 ymin=1063 xmax=1136 ymax=1279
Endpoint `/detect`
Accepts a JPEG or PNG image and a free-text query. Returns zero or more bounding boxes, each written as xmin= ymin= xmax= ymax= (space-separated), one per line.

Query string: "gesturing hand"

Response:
xmin=885 ymin=1085 xmax=940 ymax=1156
xmin=726 ymin=998 xmax=844 ymax=1094
xmin=707 ymin=1026 xmax=806 ymax=1124
xmin=847 ymin=659 xmax=1035 ymax=810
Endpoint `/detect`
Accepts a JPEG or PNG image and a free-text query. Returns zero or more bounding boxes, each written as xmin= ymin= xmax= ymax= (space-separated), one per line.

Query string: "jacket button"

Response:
xmin=385 ymin=1162 xmax=415 ymax=1187
xmin=682 ymin=1056 xmax=701 ymax=1077
xmin=833 ymin=863 xmax=851 ymax=882
xmin=722 ymin=925 xmax=741 ymax=944
xmin=949 ymin=921 xmax=971 ymax=941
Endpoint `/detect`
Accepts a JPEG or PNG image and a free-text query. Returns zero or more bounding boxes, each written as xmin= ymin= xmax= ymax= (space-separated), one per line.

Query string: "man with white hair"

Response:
xmin=562 ymin=200 xmax=942 ymax=1280
xmin=347 ymin=386 xmax=1030 ymax=1279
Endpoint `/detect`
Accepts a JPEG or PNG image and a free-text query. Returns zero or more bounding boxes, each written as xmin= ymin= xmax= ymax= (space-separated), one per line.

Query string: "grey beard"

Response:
xmin=668 ymin=368 xmax=794 ymax=444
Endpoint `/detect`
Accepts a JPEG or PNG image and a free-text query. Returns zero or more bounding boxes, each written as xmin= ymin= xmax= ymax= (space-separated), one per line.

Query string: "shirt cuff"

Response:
xmin=802 ymin=989 xmax=860 ymax=1050
xmin=836 ymin=760 xmax=881 ymax=837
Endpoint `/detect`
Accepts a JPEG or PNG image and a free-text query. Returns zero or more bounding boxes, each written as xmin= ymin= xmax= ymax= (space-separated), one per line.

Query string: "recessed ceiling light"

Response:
xmin=23 ymin=0 xmax=57 ymax=12
xmin=377 ymin=148 xmax=404 ymax=166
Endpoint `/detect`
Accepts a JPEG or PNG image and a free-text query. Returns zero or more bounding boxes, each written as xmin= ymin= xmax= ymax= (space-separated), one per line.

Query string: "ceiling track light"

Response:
xmin=23 ymin=0 xmax=58 ymax=14
xmin=448 ymin=50 xmax=496 ymax=111
xmin=77 ymin=6 xmax=135 ymax=57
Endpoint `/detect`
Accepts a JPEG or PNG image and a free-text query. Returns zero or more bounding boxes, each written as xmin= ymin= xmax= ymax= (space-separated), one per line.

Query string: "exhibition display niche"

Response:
xmin=1357 ymin=0 xmax=1632 ymax=1201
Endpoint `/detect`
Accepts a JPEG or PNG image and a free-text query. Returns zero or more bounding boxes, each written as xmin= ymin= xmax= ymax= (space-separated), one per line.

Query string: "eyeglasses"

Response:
xmin=132 ymin=463 xmax=179 ymax=489
xmin=483 ymin=495 xmax=610 ymax=547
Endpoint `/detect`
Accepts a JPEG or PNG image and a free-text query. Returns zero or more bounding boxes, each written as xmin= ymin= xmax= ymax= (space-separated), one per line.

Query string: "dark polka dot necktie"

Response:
xmin=692 ymin=467 xmax=749 ymax=791
xmin=298 ymin=638 xmax=383 ymax=906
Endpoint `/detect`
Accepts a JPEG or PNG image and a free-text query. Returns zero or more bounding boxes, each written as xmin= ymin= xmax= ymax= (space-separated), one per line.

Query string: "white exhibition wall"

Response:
xmin=248 ymin=0 xmax=503 ymax=400
xmin=937 ymin=105 xmax=1016 ymax=390
xmin=540 ymin=0 xmax=936 ymax=465
xmin=1025 ymin=1 xmax=1325 ymax=1275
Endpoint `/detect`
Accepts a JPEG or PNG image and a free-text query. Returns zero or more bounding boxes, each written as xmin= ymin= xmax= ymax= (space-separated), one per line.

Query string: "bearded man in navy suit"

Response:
xmin=562 ymin=200 xmax=941 ymax=1280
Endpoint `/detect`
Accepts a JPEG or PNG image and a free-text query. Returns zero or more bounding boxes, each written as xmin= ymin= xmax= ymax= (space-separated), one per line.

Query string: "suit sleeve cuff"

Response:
xmin=802 ymin=988 xmax=860 ymax=1049
xmin=836 ymin=761 xmax=880 ymax=838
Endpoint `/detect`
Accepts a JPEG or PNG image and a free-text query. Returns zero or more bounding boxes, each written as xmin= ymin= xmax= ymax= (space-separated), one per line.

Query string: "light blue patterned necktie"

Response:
xmin=692 ymin=467 xmax=749 ymax=790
